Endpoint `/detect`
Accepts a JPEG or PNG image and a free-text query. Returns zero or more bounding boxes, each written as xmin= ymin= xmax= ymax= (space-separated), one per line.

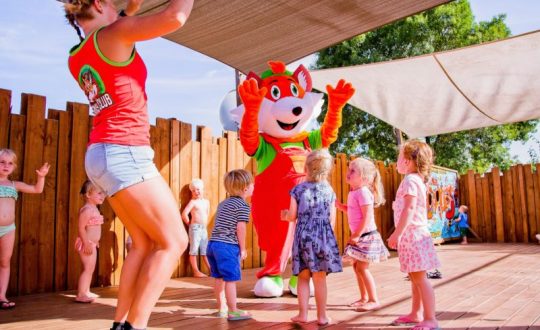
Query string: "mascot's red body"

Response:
xmin=236 ymin=61 xmax=354 ymax=296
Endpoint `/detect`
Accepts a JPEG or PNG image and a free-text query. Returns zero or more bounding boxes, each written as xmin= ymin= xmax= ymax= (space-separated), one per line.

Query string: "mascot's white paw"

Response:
xmin=254 ymin=276 xmax=284 ymax=297
xmin=288 ymin=275 xmax=314 ymax=297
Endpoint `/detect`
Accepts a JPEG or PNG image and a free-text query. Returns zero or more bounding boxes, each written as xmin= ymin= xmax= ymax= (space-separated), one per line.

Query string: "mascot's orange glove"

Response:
xmin=238 ymin=78 xmax=268 ymax=156
xmin=321 ymin=79 xmax=355 ymax=147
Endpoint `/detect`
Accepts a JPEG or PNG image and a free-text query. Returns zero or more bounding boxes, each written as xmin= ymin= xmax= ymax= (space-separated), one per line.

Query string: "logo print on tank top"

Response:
xmin=78 ymin=65 xmax=113 ymax=115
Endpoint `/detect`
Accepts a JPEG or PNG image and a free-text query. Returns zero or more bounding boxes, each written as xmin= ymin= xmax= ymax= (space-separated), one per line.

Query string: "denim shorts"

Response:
xmin=207 ymin=241 xmax=241 ymax=281
xmin=85 ymin=143 xmax=161 ymax=197
xmin=189 ymin=224 xmax=209 ymax=256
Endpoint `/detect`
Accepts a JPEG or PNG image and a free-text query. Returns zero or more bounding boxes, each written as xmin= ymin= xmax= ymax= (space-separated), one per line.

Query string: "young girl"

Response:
xmin=282 ymin=149 xmax=342 ymax=326
xmin=0 ymin=148 xmax=49 ymax=309
xmin=387 ymin=140 xmax=441 ymax=330
xmin=75 ymin=180 xmax=106 ymax=303
xmin=336 ymin=158 xmax=389 ymax=311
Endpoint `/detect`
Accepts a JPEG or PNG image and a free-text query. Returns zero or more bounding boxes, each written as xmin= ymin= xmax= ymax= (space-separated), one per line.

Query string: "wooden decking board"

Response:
xmin=1 ymin=243 xmax=540 ymax=329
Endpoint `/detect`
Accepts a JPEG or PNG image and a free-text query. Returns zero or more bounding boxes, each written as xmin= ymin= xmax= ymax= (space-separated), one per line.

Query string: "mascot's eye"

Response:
xmin=290 ymin=84 xmax=299 ymax=97
xmin=270 ymin=86 xmax=281 ymax=100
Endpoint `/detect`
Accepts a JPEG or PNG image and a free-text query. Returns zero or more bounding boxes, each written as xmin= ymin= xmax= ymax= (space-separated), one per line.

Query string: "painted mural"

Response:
xmin=426 ymin=166 xmax=461 ymax=242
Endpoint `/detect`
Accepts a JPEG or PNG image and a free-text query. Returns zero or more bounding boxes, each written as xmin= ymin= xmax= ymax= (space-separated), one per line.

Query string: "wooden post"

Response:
xmin=491 ymin=167 xmax=504 ymax=243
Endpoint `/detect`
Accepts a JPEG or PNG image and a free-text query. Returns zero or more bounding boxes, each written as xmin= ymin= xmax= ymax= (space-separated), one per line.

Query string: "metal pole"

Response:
xmin=235 ymin=69 xmax=242 ymax=106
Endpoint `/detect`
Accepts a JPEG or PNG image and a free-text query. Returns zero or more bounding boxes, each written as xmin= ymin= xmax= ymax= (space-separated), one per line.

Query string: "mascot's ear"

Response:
xmin=246 ymin=71 xmax=263 ymax=87
xmin=293 ymin=65 xmax=312 ymax=92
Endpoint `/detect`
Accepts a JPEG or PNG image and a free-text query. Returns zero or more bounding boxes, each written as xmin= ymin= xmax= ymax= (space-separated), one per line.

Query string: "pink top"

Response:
xmin=393 ymin=173 xmax=428 ymax=228
xmin=87 ymin=214 xmax=104 ymax=226
xmin=347 ymin=186 xmax=376 ymax=234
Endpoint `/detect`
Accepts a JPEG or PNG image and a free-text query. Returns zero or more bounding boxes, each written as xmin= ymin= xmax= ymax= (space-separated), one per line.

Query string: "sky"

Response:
xmin=1 ymin=0 xmax=539 ymax=162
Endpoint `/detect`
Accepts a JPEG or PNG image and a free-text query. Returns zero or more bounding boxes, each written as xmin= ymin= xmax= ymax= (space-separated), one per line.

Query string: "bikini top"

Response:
xmin=0 ymin=182 xmax=18 ymax=200
xmin=87 ymin=214 xmax=104 ymax=226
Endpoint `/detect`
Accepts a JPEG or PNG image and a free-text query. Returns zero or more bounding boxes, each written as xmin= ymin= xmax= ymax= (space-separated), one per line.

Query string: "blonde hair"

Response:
xmin=401 ymin=140 xmax=434 ymax=183
xmin=224 ymin=169 xmax=253 ymax=197
xmin=349 ymin=158 xmax=385 ymax=207
xmin=189 ymin=178 xmax=204 ymax=191
xmin=460 ymin=205 xmax=469 ymax=213
xmin=0 ymin=148 xmax=17 ymax=171
xmin=62 ymin=0 xmax=98 ymax=41
xmin=305 ymin=149 xmax=333 ymax=182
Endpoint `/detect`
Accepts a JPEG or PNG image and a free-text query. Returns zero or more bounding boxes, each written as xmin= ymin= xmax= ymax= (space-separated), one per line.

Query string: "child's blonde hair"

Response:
xmin=189 ymin=178 xmax=204 ymax=191
xmin=305 ymin=149 xmax=333 ymax=182
xmin=224 ymin=169 xmax=253 ymax=197
xmin=401 ymin=140 xmax=434 ymax=183
xmin=0 ymin=149 xmax=17 ymax=172
xmin=62 ymin=0 xmax=97 ymax=41
xmin=349 ymin=158 xmax=385 ymax=207
xmin=460 ymin=205 xmax=469 ymax=213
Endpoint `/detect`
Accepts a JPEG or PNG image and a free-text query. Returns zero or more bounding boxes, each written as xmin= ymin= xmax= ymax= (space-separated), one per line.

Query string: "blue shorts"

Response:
xmin=207 ymin=241 xmax=241 ymax=281
xmin=189 ymin=224 xmax=208 ymax=256
xmin=85 ymin=143 xmax=161 ymax=197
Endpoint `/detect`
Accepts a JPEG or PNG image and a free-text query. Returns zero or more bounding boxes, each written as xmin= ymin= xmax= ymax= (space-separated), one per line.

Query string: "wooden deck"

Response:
xmin=2 ymin=243 xmax=540 ymax=329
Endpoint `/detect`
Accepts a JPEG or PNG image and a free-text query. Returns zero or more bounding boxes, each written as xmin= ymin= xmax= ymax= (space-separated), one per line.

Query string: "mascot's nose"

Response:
xmin=292 ymin=106 xmax=303 ymax=116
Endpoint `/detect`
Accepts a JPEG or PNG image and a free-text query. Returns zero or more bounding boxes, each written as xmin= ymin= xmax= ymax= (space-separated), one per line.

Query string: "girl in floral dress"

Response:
xmin=282 ymin=149 xmax=342 ymax=326
xmin=387 ymin=140 xmax=441 ymax=330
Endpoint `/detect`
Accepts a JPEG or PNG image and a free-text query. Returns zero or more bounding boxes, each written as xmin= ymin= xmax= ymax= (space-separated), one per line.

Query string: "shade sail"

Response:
xmin=310 ymin=30 xmax=540 ymax=138
xmin=113 ymin=0 xmax=450 ymax=74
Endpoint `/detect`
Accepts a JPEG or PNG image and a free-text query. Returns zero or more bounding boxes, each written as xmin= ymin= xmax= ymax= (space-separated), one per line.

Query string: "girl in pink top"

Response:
xmin=75 ymin=180 xmax=105 ymax=303
xmin=336 ymin=158 xmax=389 ymax=311
xmin=387 ymin=140 xmax=441 ymax=330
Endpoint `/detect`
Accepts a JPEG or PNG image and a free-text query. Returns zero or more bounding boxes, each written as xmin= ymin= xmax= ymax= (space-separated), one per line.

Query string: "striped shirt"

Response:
xmin=210 ymin=196 xmax=250 ymax=244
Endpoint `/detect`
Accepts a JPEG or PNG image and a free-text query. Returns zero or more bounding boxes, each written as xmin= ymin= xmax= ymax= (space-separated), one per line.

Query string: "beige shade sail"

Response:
xmin=113 ymin=0 xmax=450 ymax=74
xmin=310 ymin=30 xmax=540 ymax=138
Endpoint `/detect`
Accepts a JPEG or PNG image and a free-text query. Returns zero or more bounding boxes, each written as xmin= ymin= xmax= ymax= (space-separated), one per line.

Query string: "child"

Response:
xmin=282 ymin=149 xmax=342 ymax=326
xmin=336 ymin=158 xmax=389 ymax=311
xmin=387 ymin=140 xmax=441 ymax=330
xmin=207 ymin=169 xmax=254 ymax=321
xmin=181 ymin=179 xmax=211 ymax=277
xmin=75 ymin=180 xmax=106 ymax=303
xmin=455 ymin=205 xmax=469 ymax=244
xmin=0 ymin=148 xmax=49 ymax=309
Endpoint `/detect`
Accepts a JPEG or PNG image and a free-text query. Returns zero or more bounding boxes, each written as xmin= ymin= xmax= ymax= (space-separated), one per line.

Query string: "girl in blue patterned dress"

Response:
xmin=281 ymin=149 xmax=342 ymax=326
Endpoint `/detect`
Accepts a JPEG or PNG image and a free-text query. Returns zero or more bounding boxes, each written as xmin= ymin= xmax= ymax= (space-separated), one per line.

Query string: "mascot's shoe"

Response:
xmin=288 ymin=275 xmax=315 ymax=297
xmin=254 ymin=275 xmax=284 ymax=297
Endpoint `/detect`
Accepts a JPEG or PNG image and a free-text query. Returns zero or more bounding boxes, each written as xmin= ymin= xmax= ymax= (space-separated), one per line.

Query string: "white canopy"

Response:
xmin=310 ymin=30 xmax=540 ymax=138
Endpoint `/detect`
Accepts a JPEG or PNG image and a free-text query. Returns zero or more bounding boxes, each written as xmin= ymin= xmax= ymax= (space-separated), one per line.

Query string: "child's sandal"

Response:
xmin=227 ymin=309 xmax=252 ymax=321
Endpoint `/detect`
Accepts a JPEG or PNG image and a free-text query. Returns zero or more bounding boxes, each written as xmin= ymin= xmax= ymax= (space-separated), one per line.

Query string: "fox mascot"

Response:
xmin=233 ymin=61 xmax=354 ymax=297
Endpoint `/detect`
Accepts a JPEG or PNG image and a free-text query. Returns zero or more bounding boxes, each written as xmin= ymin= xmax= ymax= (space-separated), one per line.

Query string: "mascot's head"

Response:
xmin=231 ymin=61 xmax=324 ymax=138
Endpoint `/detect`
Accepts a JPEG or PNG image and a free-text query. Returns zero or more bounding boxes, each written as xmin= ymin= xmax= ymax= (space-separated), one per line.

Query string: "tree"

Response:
xmin=315 ymin=0 xmax=538 ymax=173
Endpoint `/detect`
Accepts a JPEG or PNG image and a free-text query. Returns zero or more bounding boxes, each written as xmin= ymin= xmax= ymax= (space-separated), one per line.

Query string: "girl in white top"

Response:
xmin=387 ymin=140 xmax=441 ymax=330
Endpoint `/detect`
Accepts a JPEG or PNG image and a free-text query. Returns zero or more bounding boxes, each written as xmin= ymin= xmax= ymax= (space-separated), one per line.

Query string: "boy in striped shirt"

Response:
xmin=207 ymin=169 xmax=254 ymax=321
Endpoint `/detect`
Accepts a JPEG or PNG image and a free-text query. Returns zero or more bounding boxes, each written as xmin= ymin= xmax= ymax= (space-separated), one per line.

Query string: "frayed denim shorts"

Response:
xmin=85 ymin=143 xmax=161 ymax=197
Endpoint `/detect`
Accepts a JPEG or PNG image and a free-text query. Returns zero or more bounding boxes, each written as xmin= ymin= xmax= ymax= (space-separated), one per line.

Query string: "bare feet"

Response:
xmin=291 ymin=314 xmax=308 ymax=323
xmin=318 ymin=317 xmax=332 ymax=326
xmin=356 ymin=301 xmax=380 ymax=311
xmin=348 ymin=299 xmax=368 ymax=307
xmin=86 ymin=292 xmax=99 ymax=298
xmin=413 ymin=320 xmax=440 ymax=330
xmin=193 ymin=272 xmax=208 ymax=278
xmin=74 ymin=295 xmax=94 ymax=303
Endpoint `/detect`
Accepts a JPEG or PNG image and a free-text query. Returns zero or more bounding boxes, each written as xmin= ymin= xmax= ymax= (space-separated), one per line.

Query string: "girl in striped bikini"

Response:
xmin=337 ymin=157 xmax=389 ymax=312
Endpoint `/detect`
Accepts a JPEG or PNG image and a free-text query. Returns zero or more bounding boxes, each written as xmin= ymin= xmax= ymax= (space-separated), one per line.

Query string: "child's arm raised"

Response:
xmin=14 ymin=162 xmax=50 ymax=194
xmin=387 ymin=194 xmax=416 ymax=249
xmin=237 ymin=221 xmax=247 ymax=260
xmin=180 ymin=200 xmax=194 ymax=225
xmin=281 ymin=197 xmax=298 ymax=222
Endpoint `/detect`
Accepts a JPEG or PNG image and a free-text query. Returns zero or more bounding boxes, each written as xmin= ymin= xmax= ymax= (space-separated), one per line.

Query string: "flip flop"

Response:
xmin=0 ymin=300 xmax=15 ymax=309
xmin=227 ymin=309 xmax=252 ymax=321
xmin=391 ymin=315 xmax=421 ymax=326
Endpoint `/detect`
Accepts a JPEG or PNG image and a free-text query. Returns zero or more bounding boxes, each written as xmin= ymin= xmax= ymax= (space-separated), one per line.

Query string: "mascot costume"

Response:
xmin=233 ymin=61 xmax=354 ymax=297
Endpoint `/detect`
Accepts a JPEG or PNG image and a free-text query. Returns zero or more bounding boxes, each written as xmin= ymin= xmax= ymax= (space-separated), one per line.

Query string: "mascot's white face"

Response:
xmin=230 ymin=63 xmax=324 ymax=138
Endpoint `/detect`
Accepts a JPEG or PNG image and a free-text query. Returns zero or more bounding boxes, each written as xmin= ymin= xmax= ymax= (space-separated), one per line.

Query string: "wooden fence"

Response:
xmin=459 ymin=165 xmax=540 ymax=243
xmin=2 ymin=88 xmax=538 ymax=297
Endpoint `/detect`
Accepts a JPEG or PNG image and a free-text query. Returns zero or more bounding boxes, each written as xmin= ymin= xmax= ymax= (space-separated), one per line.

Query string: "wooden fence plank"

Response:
xmin=502 ymin=168 xmax=516 ymax=242
xmin=198 ymin=126 xmax=212 ymax=274
xmin=474 ymin=174 xmax=485 ymax=241
xmin=19 ymin=94 xmax=46 ymax=295
xmin=523 ymin=164 xmax=536 ymax=242
xmin=511 ymin=166 xmax=524 ymax=242
xmin=491 ymin=167 xmax=504 ymax=243
xmin=7 ymin=115 xmax=26 ymax=296
xmin=534 ymin=164 xmax=540 ymax=242
xmin=465 ymin=170 xmax=478 ymax=235
xmin=480 ymin=175 xmax=491 ymax=242
xmin=177 ymin=122 xmax=192 ymax=277
xmin=0 ymin=89 xmax=11 ymax=148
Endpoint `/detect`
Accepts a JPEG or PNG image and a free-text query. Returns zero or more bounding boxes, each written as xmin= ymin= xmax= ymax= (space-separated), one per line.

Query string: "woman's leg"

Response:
xmin=312 ymin=271 xmax=329 ymax=325
xmin=409 ymin=271 xmax=438 ymax=327
xmin=77 ymin=247 xmax=97 ymax=299
xmin=109 ymin=177 xmax=188 ymax=328
xmin=0 ymin=230 xmax=15 ymax=303
xmin=291 ymin=269 xmax=310 ymax=323
xmin=356 ymin=261 xmax=380 ymax=310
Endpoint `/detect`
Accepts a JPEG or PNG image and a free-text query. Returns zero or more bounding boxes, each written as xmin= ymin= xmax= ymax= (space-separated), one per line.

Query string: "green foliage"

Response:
xmin=315 ymin=0 xmax=537 ymax=174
